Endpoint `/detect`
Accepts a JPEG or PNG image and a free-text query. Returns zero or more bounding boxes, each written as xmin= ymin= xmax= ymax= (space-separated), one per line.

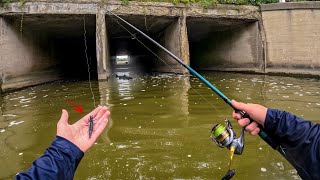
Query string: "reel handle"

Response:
xmin=235 ymin=110 xmax=279 ymax=150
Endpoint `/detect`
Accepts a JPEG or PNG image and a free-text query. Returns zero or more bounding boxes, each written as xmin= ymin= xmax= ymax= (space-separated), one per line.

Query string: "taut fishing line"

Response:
xmin=20 ymin=14 xmax=23 ymax=36
xmin=107 ymin=12 xmax=220 ymax=115
xmin=83 ymin=15 xmax=96 ymax=108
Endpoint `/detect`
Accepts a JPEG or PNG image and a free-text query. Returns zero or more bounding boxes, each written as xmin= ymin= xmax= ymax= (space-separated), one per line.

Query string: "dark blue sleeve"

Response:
xmin=264 ymin=109 xmax=320 ymax=180
xmin=16 ymin=136 xmax=84 ymax=180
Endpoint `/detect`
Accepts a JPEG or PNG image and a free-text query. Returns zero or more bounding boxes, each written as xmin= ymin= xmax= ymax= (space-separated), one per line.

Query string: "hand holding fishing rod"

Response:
xmin=231 ymin=100 xmax=267 ymax=135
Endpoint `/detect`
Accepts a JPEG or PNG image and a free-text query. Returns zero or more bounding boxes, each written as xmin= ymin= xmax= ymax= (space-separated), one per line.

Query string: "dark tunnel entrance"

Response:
xmin=106 ymin=15 xmax=177 ymax=75
xmin=187 ymin=17 xmax=261 ymax=71
xmin=5 ymin=14 xmax=97 ymax=80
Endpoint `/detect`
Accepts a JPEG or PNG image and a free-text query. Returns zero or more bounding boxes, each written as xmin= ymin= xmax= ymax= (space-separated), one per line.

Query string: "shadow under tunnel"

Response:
xmin=187 ymin=17 xmax=262 ymax=71
xmin=48 ymin=15 xmax=97 ymax=79
xmin=4 ymin=14 xmax=97 ymax=80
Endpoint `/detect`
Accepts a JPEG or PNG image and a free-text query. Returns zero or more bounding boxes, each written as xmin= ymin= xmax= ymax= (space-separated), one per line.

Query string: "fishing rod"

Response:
xmin=108 ymin=11 xmax=287 ymax=179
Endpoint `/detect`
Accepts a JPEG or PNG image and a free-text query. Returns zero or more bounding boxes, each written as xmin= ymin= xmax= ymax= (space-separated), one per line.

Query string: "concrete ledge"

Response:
xmin=197 ymin=67 xmax=265 ymax=73
xmin=261 ymin=2 xmax=320 ymax=11
xmin=1 ymin=70 xmax=61 ymax=93
xmin=266 ymin=68 xmax=320 ymax=76
xmin=0 ymin=1 xmax=259 ymax=20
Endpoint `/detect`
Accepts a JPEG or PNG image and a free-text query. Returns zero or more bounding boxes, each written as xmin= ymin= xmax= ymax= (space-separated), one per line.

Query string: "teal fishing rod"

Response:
xmin=109 ymin=11 xmax=281 ymax=150
xmin=108 ymin=11 xmax=291 ymax=180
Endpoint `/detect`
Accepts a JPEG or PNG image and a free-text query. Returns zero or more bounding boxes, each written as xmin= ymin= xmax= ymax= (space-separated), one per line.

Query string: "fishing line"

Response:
xmin=20 ymin=13 xmax=23 ymax=36
xmin=83 ymin=15 xmax=96 ymax=108
xmin=107 ymin=12 xmax=223 ymax=130
xmin=107 ymin=12 xmax=220 ymax=114
xmin=144 ymin=14 xmax=149 ymax=31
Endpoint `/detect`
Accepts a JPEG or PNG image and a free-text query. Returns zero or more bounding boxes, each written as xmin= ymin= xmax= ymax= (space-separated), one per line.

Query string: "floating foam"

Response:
xmin=8 ymin=121 xmax=25 ymax=127
xmin=3 ymin=114 xmax=17 ymax=117
xmin=261 ymin=167 xmax=267 ymax=172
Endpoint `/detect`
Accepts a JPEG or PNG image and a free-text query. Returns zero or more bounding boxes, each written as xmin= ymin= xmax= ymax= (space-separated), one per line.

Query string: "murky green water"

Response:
xmin=1 ymin=72 xmax=319 ymax=179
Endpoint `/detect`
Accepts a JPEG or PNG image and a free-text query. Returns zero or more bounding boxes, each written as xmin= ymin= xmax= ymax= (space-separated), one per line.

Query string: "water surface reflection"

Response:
xmin=1 ymin=72 xmax=319 ymax=179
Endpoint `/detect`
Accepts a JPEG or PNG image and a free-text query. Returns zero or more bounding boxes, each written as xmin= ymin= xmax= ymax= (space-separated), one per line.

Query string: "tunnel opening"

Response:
xmin=4 ymin=14 xmax=97 ymax=80
xmin=187 ymin=17 xmax=262 ymax=72
xmin=106 ymin=15 xmax=178 ymax=76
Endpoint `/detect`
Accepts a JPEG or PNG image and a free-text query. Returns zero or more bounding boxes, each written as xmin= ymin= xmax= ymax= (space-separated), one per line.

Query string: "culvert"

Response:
xmin=105 ymin=14 xmax=185 ymax=74
xmin=2 ymin=14 xmax=97 ymax=81
xmin=187 ymin=17 xmax=264 ymax=73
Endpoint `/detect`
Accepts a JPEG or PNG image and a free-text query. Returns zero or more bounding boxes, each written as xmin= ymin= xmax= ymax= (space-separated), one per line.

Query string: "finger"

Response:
xmin=80 ymin=106 xmax=103 ymax=124
xmin=93 ymin=110 xmax=110 ymax=132
xmin=232 ymin=111 xmax=242 ymax=120
xmin=91 ymin=111 xmax=110 ymax=140
xmin=58 ymin=109 xmax=69 ymax=125
xmin=250 ymin=127 xmax=260 ymax=136
xmin=237 ymin=118 xmax=250 ymax=127
xmin=94 ymin=106 xmax=109 ymax=121
xmin=245 ymin=121 xmax=259 ymax=132
xmin=231 ymin=100 xmax=250 ymax=113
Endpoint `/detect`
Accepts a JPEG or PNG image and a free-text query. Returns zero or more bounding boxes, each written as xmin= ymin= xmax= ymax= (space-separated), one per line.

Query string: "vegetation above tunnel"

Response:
xmin=1 ymin=0 xmax=319 ymax=7
xmin=123 ymin=0 xmax=317 ymax=6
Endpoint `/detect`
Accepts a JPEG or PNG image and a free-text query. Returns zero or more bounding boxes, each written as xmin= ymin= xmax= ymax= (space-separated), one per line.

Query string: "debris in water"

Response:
xmin=3 ymin=114 xmax=17 ymax=117
xmin=19 ymin=153 xmax=23 ymax=156
xmin=261 ymin=167 xmax=267 ymax=172
xmin=0 ymin=129 xmax=5 ymax=133
xmin=8 ymin=121 xmax=24 ymax=127
xmin=187 ymin=155 xmax=191 ymax=158
xmin=276 ymin=162 xmax=284 ymax=170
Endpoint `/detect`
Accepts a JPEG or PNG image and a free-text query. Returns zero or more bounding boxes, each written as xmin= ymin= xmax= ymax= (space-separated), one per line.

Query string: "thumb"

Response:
xmin=59 ymin=109 xmax=69 ymax=124
xmin=231 ymin=100 xmax=249 ymax=112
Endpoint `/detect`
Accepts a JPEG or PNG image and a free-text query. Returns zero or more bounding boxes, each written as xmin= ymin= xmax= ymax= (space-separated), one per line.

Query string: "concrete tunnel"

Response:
xmin=105 ymin=14 xmax=182 ymax=74
xmin=187 ymin=17 xmax=263 ymax=72
xmin=1 ymin=14 xmax=97 ymax=80
xmin=0 ymin=10 xmax=263 ymax=92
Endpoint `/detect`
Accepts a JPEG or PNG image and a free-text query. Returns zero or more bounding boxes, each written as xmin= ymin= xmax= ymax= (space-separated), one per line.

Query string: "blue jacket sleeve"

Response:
xmin=264 ymin=109 xmax=320 ymax=180
xmin=16 ymin=136 xmax=84 ymax=180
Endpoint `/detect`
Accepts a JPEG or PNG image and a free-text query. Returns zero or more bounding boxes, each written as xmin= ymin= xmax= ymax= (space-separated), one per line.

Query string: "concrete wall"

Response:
xmin=261 ymin=2 xmax=320 ymax=75
xmin=5 ymin=1 xmax=320 ymax=92
xmin=0 ymin=17 xmax=60 ymax=93
xmin=191 ymin=21 xmax=263 ymax=72
xmin=96 ymin=10 xmax=111 ymax=80
xmin=157 ymin=16 xmax=190 ymax=74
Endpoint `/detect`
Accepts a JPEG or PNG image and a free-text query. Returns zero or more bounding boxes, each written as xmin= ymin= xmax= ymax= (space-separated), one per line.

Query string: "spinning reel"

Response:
xmin=210 ymin=119 xmax=245 ymax=180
